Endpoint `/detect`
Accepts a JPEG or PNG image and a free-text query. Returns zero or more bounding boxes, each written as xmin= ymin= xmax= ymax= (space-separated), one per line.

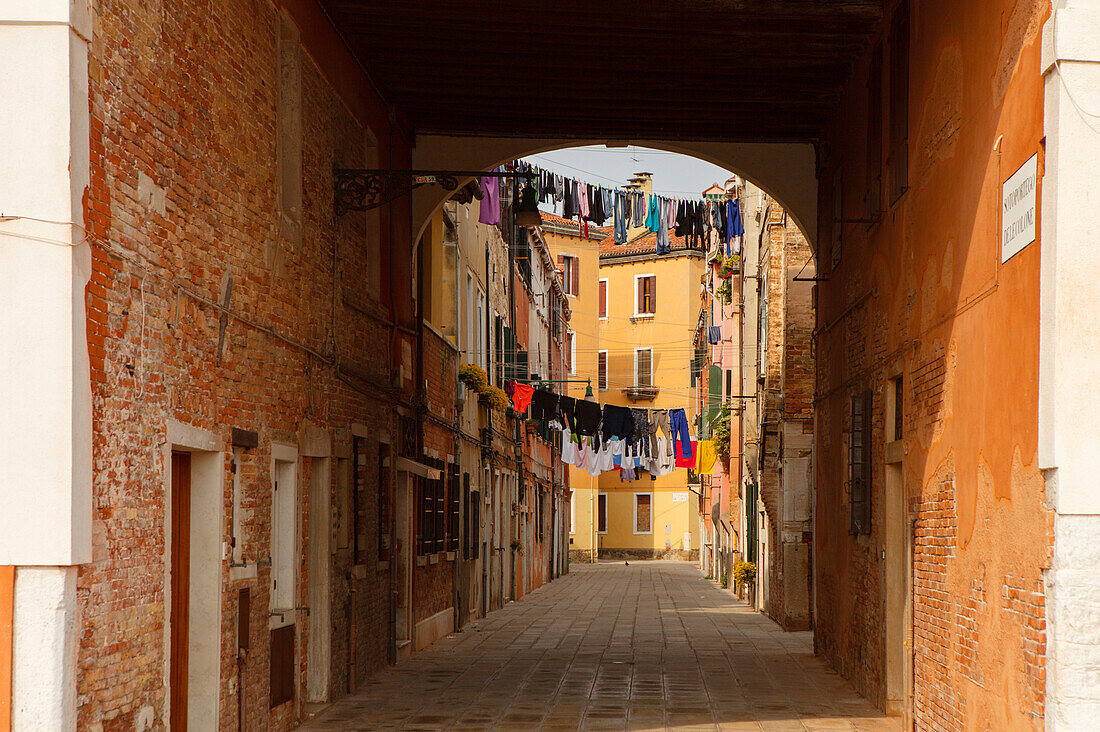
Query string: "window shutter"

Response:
xmin=571 ymin=258 xmax=579 ymax=296
xmin=599 ymin=281 xmax=607 ymax=318
xmin=598 ymin=352 xmax=607 ymax=390
xmin=637 ymin=277 xmax=643 ymax=313
xmin=638 ymin=350 xmax=653 ymax=387
xmin=849 ymin=390 xmax=873 ymax=534
xmin=650 ymin=277 xmax=656 ymax=313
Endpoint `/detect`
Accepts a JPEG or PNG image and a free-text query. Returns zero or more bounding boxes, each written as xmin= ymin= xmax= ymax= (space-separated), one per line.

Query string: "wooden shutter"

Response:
xmin=598 ymin=280 xmax=607 ymax=318
xmin=849 ymin=389 xmax=873 ymax=534
xmin=571 ymin=257 xmax=579 ymax=296
xmin=636 ymin=494 xmax=651 ymax=533
xmin=638 ymin=349 xmax=653 ymax=387
xmin=888 ymin=0 xmax=909 ymax=203
xmin=448 ymin=464 xmax=459 ymax=552
xmin=377 ymin=443 xmax=390 ymax=562
xmin=597 ymin=494 xmax=607 ymax=533
xmin=649 ymin=276 xmax=656 ymax=313
xmin=637 ymin=277 xmax=644 ymax=313
xmin=269 ymin=624 xmax=295 ymax=707
xmin=866 ymin=44 xmax=883 ymax=218
xmin=598 ymin=352 xmax=607 ymax=390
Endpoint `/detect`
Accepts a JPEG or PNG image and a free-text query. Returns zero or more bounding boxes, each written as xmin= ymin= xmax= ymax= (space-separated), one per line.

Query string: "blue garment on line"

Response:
xmin=708 ymin=326 xmax=721 ymax=345
xmin=614 ymin=191 xmax=628 ymax=244
xmin=669 ymin=408 xmax=693 ymax=459
xmin=645 ymin=194 xmax=660 ymax=232
xmin=726 ymin=199 xmax=745 ymax=256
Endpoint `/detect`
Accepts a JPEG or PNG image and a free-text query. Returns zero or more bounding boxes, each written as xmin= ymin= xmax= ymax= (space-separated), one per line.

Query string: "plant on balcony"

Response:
xmin=483 ymin=385 xmax=510 ymax=411
xmin=712 ymin=404 xmax=732 ymax=459
xmin=458 ymin=363 xmax=488 ymax=392
xmin=716 ymin=278 xmax=732 ymax=306
xmin=732 ymin=560 xmax=757 ymax=588
xmin=717 ymin=255 xmax=740 ymax=279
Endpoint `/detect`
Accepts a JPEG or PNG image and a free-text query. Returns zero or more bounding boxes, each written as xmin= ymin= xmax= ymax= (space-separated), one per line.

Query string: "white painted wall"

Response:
xmin=1040 ymin=5 xmax=1100 ymax=728
xmin=11 ymin=567 xmax=78 ymax=731
xmin=0 ymin=0 xmax=92 ymax=567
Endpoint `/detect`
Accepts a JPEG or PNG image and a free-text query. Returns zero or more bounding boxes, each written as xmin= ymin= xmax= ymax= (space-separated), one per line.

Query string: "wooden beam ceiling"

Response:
xmin=320 ymin=0 xmax=883 ymax=143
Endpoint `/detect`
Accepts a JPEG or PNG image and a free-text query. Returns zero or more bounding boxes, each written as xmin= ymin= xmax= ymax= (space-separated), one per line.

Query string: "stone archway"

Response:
xmin=410 ymin=136 xmax=817 ymax=249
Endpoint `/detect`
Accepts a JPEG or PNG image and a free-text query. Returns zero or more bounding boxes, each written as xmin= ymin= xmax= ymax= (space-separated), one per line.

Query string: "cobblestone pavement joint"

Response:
xmin=299 ymin=561 xmax=899 ymax=731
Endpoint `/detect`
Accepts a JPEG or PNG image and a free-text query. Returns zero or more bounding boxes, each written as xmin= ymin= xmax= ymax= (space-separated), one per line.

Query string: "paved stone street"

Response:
xmin=300 ymin=562 xmax=897 ymax=731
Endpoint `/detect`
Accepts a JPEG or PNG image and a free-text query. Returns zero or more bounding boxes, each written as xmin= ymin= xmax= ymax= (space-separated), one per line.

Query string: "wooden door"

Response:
xmin=170 ymin=451 xmax=191 ymax=731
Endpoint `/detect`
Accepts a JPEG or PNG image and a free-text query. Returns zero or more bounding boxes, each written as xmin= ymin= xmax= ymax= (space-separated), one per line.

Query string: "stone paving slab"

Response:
xmin=299 ymin=562 xmax=899 ymax=732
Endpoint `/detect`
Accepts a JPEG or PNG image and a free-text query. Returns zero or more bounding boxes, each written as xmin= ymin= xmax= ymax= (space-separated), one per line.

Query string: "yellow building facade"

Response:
xmin=544 ymin=176 xmax=704 ymax=561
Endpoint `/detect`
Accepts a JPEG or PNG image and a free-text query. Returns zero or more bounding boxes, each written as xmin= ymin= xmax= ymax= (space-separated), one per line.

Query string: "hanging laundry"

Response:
xmin=510 ymin=382 xmax=535 ymax=414
xmin=573 ymin=438 xmax=589 ymax=470
xmin=601 ymin=404 xmax=634 ymax=441
xmin=557 ymin=395 xmax=578 ymax=433
xmin=726 ymin=198 xmax=745 ymax=256
xmin=669 ymin=408 xmax=693 ymax=459
xmin=646 ymin=195 xmax=660 ymax=232
xmin=574 ymin=399 xmax=602 ymax=436
xmin=560 ymin=426 xmax=576 ymax=464
xmin=578 ymin=182 xmax=590 ymax=220
xmin=562 ymin=179 xmax=576 ymax=219
xmin=530 ymin=389 xmax=558 ymax=421
xmin=696 ymin=440 xmax=718 ymax=475
xmin=614 ymin=191 xmax=628 ymax=244
xmin=601 ymin=188 xmax=613 ymax=224
xmin=478 ymin=172 xmax=501 ymax=225
xmin=633 ymin=192 xmax=646 ymax=228
xmin=666 ymin=197 xmax=678 ymax=229
xmin=674 ymin=439 xmax=698 ymax=469
xmin=708 ymin=326 xmax=721 ymax=345
xmin=631 ymin=408 xmax=651 ymax=458
xmin=656 ymin=198 xmax=671 ymax=255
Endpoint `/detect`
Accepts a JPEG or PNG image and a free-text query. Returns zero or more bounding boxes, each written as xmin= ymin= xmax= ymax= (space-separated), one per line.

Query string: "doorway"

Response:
xmin=305 ymin=457 xmax=331 ymax=703
xmin=168 ymin=444 xmax=221 ymax=730
xmin=169 ymin=451 xmax=191 ymax=731
xmin=394 ymin=471 xmax=412 ymax=657
xmin=884 ymin=375 xmax=912 ymax=722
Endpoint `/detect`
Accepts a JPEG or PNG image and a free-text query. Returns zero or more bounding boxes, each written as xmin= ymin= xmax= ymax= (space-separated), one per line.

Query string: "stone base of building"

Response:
xmin=599 ymin=549 xmax=700 ymax=562
xmin=569 ymin=550 xmax=598 ymax=563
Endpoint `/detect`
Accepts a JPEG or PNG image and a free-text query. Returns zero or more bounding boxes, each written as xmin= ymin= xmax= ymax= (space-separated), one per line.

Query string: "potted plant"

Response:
xmin=733 ymin=560 xmax=756 ymax=599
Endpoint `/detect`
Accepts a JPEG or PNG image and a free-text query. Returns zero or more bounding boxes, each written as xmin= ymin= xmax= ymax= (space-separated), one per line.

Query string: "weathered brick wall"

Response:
xmin=812 ymin=0 xmax=1052 ymax=725
xmin=80 ymin=0 xmax=410 ymax=728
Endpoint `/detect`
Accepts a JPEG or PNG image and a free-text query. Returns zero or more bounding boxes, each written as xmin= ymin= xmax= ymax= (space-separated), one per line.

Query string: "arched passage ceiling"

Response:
xmin=320 ymin=0 xmax=882 ymax=142
xmin=410 ymin=136 xmax=819 ymax=246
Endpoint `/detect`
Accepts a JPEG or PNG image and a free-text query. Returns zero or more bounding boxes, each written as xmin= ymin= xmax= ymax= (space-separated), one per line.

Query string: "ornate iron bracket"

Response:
xmin=334 ymin=169 xmax=534 ymax=215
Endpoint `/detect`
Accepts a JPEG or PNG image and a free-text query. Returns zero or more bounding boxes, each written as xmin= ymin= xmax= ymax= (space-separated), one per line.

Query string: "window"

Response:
xmin=418 ymin=457 xmax=446 ymax=555
xmin=634 ymin=493 xmax=652 ymax=534
xmin=377 ymin=443 xmax=390 ymax=562
xmin=866 ymin=43 xmax=883 ymax=219
xmin=888 ymin=375 xmax=903 ymax=442
xmin=598 ymin=279 xmax=608 ymax=319
xmin=271 ymin=454 xmax=297 ymax=612
xmin=725 ymin=369 xmax=733 ymax=399
xmin=558 ymin=254 xmax=579 ymax=296
xmin=352 ymin=438 xmax=368 ymax=565
xmin=570 ymin=491 xmax=575 ymax=534
xmin=598 ymin=351 xmax=608 ymax=391
xmin=566 ymin=330 xmax=576 ymax=374
xmin=597 ymin=494 xmax=608 ymax=533
xmin=476 ymin=290 xmax=487 ymax=370
xmin=888 ymin=0 xmax=910 ymax=203
xmin=447 ymin=462 xmax=459 ymax=552
xmin=635 ymin=348 xmax=653 ymax=388
xmin=635 ymin=275 xmax=656 ymax=316
xmin=849 ymin=389 xmax=873 ymax=534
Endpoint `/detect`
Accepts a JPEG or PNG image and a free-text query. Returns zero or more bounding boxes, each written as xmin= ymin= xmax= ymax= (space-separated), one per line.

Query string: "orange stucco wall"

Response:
xmin=813 ymin=0 xmax=1050 ymax=727
xmin=0 ymin=566 xmax=11 ymax=732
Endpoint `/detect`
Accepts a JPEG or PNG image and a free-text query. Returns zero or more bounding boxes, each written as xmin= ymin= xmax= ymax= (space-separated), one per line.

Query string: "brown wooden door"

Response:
xmin=170 ymin=451 xmax=191 ymax=731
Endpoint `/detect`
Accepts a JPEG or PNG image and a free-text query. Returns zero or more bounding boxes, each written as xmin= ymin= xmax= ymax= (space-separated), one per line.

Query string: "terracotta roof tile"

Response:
xmin=598 ymin=228 xmax=703 ymax=259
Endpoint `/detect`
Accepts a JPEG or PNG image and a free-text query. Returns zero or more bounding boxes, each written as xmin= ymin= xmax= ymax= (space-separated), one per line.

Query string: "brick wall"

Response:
xmin=80 ymin=0 xmax=409 ymax=727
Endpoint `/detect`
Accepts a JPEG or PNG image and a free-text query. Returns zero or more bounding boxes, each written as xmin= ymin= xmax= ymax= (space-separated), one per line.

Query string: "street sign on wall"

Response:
xmin=1002 ymin=153 xmax=1038 ymax=263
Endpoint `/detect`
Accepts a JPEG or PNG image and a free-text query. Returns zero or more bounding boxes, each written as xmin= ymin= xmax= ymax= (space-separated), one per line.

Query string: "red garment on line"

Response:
xmin=511 ymin=383 xmax=535 ymax=414
xmin=674 ymin=440 xmax=697 ymax=469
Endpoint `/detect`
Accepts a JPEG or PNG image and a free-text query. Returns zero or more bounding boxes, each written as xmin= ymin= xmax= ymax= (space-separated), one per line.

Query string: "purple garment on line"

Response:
xmin=479 ymin=173 xmax=501 ymax=225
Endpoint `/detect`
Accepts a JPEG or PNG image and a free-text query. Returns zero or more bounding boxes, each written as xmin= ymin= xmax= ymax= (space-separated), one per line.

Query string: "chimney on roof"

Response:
xmin=629 ymin=172 xmax=654 ymax=197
